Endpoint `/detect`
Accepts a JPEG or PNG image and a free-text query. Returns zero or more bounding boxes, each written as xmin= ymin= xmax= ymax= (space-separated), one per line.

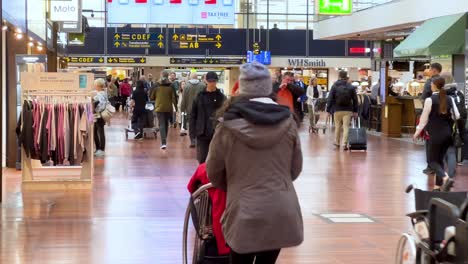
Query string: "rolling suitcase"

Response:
xmin=348 ymin=117 xmax=367 ymax=151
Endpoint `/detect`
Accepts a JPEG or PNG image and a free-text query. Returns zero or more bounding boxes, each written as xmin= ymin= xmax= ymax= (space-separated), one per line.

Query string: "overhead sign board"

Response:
xmin=113 ymin=33 xmax=165 ymax=49
xmin=171 ymin=33 xmax=222 ymax=49
xmin=64 ymin=56 xmax=105 ymax=64
xmin=170 ymin=57 xmax=245 ymax=65
xmin=107 ymin=57 xmax=147 ymax=64
xmin=50 ymin=0 xmax=80 ymax=22
xmin=317 ymin=0 xmax=352 ymax=15
xmin=107 ymin=0 xmax=235 ymax=25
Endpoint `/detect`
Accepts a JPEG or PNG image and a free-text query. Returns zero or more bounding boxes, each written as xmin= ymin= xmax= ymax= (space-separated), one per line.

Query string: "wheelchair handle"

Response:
xmin=429 ymin=198 xmax=461 ymax=250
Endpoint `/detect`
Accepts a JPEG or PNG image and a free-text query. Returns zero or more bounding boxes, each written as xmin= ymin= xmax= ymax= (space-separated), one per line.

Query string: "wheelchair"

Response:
xmin=182 ymin=183 xmax=229 ymax=264
xmin=395 ymin=186 xmax=468 ymax=264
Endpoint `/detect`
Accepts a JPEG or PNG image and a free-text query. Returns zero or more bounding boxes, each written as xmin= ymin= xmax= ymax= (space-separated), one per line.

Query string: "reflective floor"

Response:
xmin=1 ymin=114 xmax=467 ymax=264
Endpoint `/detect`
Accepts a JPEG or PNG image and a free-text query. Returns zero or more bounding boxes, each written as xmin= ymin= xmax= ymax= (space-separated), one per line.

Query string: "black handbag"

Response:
xmin=453 ymin=123 xmax=464 ymax=148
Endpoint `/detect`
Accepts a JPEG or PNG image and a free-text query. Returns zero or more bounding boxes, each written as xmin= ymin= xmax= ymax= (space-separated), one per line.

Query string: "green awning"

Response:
xmin=394 ymin=13 xmax=466 ymax=58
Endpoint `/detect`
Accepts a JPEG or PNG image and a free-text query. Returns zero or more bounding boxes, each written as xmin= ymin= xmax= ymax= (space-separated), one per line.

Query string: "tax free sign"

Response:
xmin=50 ymin=0 xmax=80 ymax=22
xmin=317 ymin=0 xmax=352 ymax=15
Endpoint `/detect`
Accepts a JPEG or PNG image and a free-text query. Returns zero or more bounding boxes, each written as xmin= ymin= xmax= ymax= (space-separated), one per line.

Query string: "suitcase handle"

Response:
xmin=352 ymin=117 xmax=361 ymax=129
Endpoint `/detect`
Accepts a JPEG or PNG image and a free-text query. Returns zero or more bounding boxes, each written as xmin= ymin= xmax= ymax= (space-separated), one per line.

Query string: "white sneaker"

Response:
xmin=160 ymin=145 xmax=167 ymax=150
xmin=180 ymin=129 xmax=187 ymax=136
xmin=95 ymin=150 xmax=105 ymax=157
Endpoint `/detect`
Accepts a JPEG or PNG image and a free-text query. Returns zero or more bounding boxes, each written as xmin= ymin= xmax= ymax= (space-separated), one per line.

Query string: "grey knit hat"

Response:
xmin=239 ymin=61 xmax=272 ymax=97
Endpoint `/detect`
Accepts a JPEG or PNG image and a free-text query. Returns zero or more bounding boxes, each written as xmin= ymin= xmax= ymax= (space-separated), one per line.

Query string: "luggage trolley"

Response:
xmin=395 ymin=186 xmax=468 ymax=264
xmin=309 ymin=98 xmax=330 ymax=134
xmin=183 ymin=183 xmax=229 ymax=264
xmin=124 ymin=99 xmax=158 ymax=140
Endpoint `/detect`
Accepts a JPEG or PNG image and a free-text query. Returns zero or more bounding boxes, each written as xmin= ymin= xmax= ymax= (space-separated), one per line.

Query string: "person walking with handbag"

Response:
xmin=150 ymin=71 xmax=178 ymax=150
xmin=413 ymin=76 xmax=460 ymax=191
xmin=306 ymin=76 xmax=323 ymax=132
xmin=181 ymin=73 xmax=206 ymax=148
xmin=130 ymin=81 xmax=148 ymax=140
xmin=93 ymin=78 xmax=109 ymax=157
xmin=206 ymin=62 xmax=303 ymax=264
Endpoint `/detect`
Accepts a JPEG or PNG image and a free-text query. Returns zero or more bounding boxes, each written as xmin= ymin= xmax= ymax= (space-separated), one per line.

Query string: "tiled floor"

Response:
xmin=1 ymin=114 xmax=467 ymax=264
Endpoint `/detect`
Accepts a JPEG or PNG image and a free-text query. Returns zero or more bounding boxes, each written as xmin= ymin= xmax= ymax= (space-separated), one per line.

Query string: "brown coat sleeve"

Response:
xmin=206 ymin=125 xmax=227 ymax=191
xmin=291 ymin=124 xmax=303 ymax=181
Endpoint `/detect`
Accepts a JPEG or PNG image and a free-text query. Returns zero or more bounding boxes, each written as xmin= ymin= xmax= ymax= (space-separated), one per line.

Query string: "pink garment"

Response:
xmin=120 ymin=82 xmax=132 ymax=97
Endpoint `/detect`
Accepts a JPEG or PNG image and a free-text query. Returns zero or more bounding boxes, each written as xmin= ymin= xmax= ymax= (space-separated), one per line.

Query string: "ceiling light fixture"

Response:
xmin=28 ymin=41 xmax=34 ymax=47
xmin=2 ymin=25 xmax=7 ymax=31
xmin=15 ymin=33 xmax=23 ymax=40
xmin=37 ymin=45 xmax=43 ymax=51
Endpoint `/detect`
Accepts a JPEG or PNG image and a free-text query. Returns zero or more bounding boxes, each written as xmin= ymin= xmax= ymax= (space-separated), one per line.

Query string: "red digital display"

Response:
xmin=135 ymin=0 xmax=147 ymax=3
xmin=170 ymin=0 xmax=182 ymax=3
xmin=349 ymin=47 xmax=367 ymax=54
xmin=205 ymin=0 xmax=217 ymax=4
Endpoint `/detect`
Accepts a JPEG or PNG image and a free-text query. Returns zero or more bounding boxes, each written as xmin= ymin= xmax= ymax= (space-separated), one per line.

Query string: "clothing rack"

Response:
xmin=20 ymin=72 xmax=95 ymax=190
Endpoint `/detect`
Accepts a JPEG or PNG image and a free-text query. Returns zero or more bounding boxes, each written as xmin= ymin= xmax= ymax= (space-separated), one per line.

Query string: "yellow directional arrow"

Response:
xmin=108 ymin=58 xmax=113 ymax=63
xmin=242 ymin=59 xmax=246 ymax=64
xmin=209 ymin=59 xmax=213 ymax=64
xmin=215 ymin=34 xmax=222 ymax=41
xmin=114 ymin=41 xmax=120 ymax=48
xmin=203 ymin=59 xmax=208 ymax=64
xmin=122 ymin=42 xmax=128 ymax=47
xmin=114 ymin=33 xmax=121 ymax=40
xmin=99 ymin=58 xmax=104 ymax=63
xmin=171 ymin=59 xmax=176 ymax=63
xmin=172 ymin=34 xmax=179 ymax=41
xmin=113 ymin=58 xmax=118 ymax=63
xmin=66 ymin=57 xmax=71 ymax=62
xmin=215 ymin=42 xmax=222 ymax=49
xmin=158 ymin=34 xmax=164 ymax=40
xmin=158 ymin=41 xmax=164 ymax=48
xmin=140 ymin=58 xmax=146 ymax=63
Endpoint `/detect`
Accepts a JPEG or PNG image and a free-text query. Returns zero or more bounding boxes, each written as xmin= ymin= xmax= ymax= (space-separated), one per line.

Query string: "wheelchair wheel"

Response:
xmin=395 ymin=233 xmax=417 ymax=264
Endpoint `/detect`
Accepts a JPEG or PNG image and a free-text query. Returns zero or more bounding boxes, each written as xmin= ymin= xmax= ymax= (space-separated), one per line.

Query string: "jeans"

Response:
xmin=428 ymin=137 xmax=451 ymax=186
xmin=230 ymin=249 xmax=281 ymax=264
xmin=334 ymin=111 xmax=352 ymax=146
xmin=132 ymin=111 xmax=145 ymax=134
xmin=308 ymin=104 xmax=317 ymax=127
xmin=157 ymin=112 xmax=171 ymax=145
xmin=94 ymin=118 xmax=106 ymax=151
xmin=445 ymin=146 xmax=457 ymax=178
xmin=197 ymin=137 xmax=212 ymax=164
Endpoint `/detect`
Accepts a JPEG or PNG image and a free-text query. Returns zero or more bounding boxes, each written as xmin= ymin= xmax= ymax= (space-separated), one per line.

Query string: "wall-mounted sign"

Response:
xmin=317 ymin=0 xmax=352 ymax=16
xmin=50 ymin=0 xmax=80 ymax=22
xmin=107 ymin=57 xmax=147 ymax=64
xmin=107 ymin=0 xmax=235 ymax=25
xmin=247 ymin=51 xmax=271 ymax=65
xmin=170 ymin=57 xmax=245 ymax=65
xmin=171 ymin=33 xmax=222 ymax=49
xmin=64 ymin=56 xmax=105 ymax=64
xmin=288 ymin=59 xmax=327 ymax=67
xmin=113 ymin=33 xmax=164 ymax=49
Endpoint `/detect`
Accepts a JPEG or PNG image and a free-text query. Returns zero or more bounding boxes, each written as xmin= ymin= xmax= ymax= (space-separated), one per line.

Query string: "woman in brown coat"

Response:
xmin=206 ymin=61 xmax=303 ymax=264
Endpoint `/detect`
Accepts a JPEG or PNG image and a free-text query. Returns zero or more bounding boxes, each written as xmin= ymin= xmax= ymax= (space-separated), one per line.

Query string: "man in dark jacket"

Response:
xmin=190 ymin=71 xmax=226 ymax=164
xmin=421 ymin=63 xmax=442 ymax=100
xmin=150 ymin=71 xmax=178 ymax=149
xmin=327 ymin=70 xmax=359 ymax=150
xmin=421 ymin=63 xmax=442 ymax=175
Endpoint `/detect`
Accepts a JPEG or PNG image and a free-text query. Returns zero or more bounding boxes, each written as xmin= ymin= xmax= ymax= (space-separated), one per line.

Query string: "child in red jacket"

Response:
xmin=187 ymin=163 xmax=230 ymax=256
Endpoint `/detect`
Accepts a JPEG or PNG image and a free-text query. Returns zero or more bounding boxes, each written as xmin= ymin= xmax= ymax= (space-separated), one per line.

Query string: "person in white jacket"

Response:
xmin=306 ymin=77 xmax=323 ymax=132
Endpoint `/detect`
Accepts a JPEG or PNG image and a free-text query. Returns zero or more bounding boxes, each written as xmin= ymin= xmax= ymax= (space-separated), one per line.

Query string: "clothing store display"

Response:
xmin=17 ymin=100 xmax=93 ymax=166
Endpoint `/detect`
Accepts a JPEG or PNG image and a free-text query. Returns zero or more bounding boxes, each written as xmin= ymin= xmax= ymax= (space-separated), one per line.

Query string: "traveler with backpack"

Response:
xmin=442 ymin=73 xmax=466 ymax=178
xmin=326 ymin=71 xmax=359 ymax=150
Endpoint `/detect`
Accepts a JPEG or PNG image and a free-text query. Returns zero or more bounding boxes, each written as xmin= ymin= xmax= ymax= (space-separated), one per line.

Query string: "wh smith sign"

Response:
xmin=50 ymin=0 xmax=80 ymax=22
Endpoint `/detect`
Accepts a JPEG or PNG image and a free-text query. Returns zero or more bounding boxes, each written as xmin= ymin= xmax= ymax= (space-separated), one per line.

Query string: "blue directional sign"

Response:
xmin=247 ymin=50 xmax=271 ymax=65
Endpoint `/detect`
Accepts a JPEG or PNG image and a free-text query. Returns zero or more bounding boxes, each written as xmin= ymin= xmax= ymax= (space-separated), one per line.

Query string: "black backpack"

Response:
xmin=336 ymin=85 xmax=352 ymax=107
xmin=451 ymin=92 xmax=467 ymax=120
